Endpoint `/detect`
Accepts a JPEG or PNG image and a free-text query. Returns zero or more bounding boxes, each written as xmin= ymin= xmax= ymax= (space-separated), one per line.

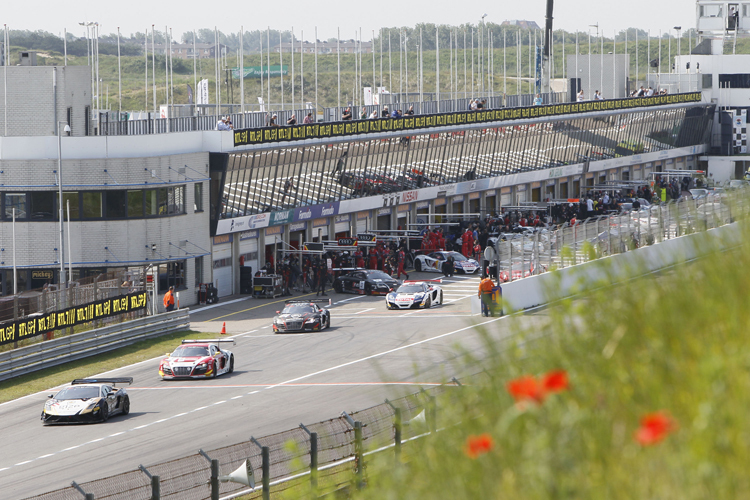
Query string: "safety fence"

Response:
xmin=488 ymin=193 xmax=745 ymax=283
xmin=0 ymin=269 xmax=149 ymax=352
xmin=22 ymin=384 xmax=454 ymax=500
xmin=97 ymin=91 xmax=570 ymax=138
xmin=0 ymin=309 xmax=188 ymax=382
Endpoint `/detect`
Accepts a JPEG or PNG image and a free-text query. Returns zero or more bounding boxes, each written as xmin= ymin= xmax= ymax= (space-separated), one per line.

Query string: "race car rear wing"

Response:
xmin=182 ymin=339 xmax=236 ymax=345
xmin=71 ymin=377 xmax=134 ymax=386
xmin=403 ymin=279 xmax=443 ymax=284
xmin=285 ymin=299 xmax=332 ymax=306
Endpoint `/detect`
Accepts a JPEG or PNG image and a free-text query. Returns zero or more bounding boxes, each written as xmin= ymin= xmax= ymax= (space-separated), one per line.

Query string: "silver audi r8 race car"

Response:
xmin=159 ymin=339 xmax=235 ymax=380
xmin=414 ymin=251 xmax=480 ymax=274
xmin=41 ymin=378 xmax=133 ymax=425
xmin=386 ymin=280 xmax=444 ymax=310
xmin=273 ymin=299 xmax=331 ymax=333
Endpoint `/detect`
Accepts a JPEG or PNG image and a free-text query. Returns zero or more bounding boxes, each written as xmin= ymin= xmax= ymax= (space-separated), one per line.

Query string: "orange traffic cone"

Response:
xmin=220 ymin=322 xmax=227 ymax=335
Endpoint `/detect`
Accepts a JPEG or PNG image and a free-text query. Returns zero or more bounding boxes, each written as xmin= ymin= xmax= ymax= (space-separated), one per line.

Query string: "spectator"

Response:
xmin=369 ymin=109 xmax=379 ymax=119
xmin=360 ymin=107 xmax=368 ymax=120
xmin=216 ymin=117 xmax=230 ymax=131
xmin=225 ymin=116 xmax=234 ymax=129
xmin=269 ymin=114 xmax=279 ymax=127
xmin=636 ymin=86 xmax=646 ymax=97
xmin=303 ymin=112 xmax=314 ymax=124
xmin=280 ymin=178 xmax=297 ymax=204
xmin=391 ymin=108 xmax=402 ymax=118
xmin=163 ymin=286 xmax=175 ymax=312
xmin=646 ymin=87 xmax=654 ymax=97
xmin=477 ymin=99 xmax=485 ymax=109
xmin=594 ymin=90 xmax=604 ymax=100
xmin=534 ymin=94 xmax=543 ymax=105
xmin=381 ymin=105 xmax=390 ymax=117
xmin=478 ymin=276 xmax=495 ymax=316
xmin=342 ymin=107 xmax=353 ymax=120
xmin=287 ymin=114 xmax=297 ymax=125
xmin=577 ymin=90 xmax=585 ymax=102
xmin=405 ymin=105 xmax=415 ymax=115
xmin=470 ymin=99 xmax=478 ymax=111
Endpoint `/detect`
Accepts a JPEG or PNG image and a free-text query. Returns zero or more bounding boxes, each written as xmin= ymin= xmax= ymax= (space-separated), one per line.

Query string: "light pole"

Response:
xmin=57 ymin=121 xmax=71 ymax=286
xmin=481 ymin=14 xmax=487 ymax=96
xmin=674 ymin=26 xmax=682 ymax=73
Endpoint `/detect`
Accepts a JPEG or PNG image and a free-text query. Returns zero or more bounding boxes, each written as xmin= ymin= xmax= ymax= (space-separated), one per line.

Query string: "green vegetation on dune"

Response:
xmin=271 ymin=226 xmax=750 ymax=499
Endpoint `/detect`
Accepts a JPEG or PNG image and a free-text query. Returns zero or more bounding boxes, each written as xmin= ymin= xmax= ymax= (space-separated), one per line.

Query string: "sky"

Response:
xmin=3 ymin=0 xmax=695 ymax=41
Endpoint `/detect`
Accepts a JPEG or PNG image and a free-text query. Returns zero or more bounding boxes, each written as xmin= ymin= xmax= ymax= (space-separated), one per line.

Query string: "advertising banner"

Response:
xmin=234 ymin=92 xmax=703 ymax=147
xmin=0 ymin=292 xmax=148 ymax=347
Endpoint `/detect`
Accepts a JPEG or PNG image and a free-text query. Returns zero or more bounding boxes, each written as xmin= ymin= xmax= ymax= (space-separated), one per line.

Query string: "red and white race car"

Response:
xmin=159 ymin=339 xmax=235 ymax=380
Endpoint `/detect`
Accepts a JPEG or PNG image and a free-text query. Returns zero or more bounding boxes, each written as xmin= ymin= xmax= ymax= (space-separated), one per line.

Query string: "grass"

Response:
xmin=0 ymin=329 xmax=214 ymax=404
xmin=260 ymin=223 xmax=750 ymax=499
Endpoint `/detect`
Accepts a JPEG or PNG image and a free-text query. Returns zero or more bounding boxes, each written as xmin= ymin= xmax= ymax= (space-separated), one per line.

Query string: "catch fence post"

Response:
xmin=394 ymin=408 xmax=402 ymax=461
xmin=262 ymin=446 xmax=270 ymax=500
xmin=210 ymin=459 xmax=219 ymax=500
xmin=300 ymin=423 xmax=318 ymax=499
xmin=354 ymin=421 xmax=364 ymax=489
xmin=151 ymin=475 xmax=160 ymax=500
xmin=311 ymin=432 xmax=319 ymax=498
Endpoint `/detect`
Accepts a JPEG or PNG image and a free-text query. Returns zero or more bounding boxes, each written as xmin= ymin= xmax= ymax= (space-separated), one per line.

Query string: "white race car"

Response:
xmin=414 ymin=251 xmax=480 ymax=274
xmin=386 ymin=280 xmax=444 ymax=310
xmin=159 ymin=339 xmax=235 ymax=380
xmin=41 ymin=378 xmax=133 ymax=424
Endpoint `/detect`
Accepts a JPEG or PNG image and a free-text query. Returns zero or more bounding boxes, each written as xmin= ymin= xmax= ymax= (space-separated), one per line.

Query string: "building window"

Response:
xmin=29 ymin=192 xmax=55 ymax=220
xmin=158 ymin=260 xmax=186 ymax=290
xmin=128 ymin=190 xmax=144 ymax=217
xmin=195 ymin=256 xmax=204 ymax=287
xmin=4 ymin=193 xmax=27 ymax=219
xmin=82 ymin=192 xmax=103 ymax=218
xmin=105 ymin=190 xmax=128 ymax=218
xmin=194 ymin=182 xmax=204 ymax=212
xmin=62 ymin=192 xmax=80 ymax=219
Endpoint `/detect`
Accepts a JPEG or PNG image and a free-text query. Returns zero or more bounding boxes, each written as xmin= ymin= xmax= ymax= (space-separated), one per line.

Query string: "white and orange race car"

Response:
xmin=385 ymin=280 xmax=444 ymax=310
xmin=159 ymin=339 xmax=235 ymax=380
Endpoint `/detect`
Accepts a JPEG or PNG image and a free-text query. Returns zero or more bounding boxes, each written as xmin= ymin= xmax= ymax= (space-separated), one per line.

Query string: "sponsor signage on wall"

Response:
xmin=239 ymin=230 xmax=259 ymax=240
xmin=289 ymin=221 xmax=307 ymax=232
xmin=294 ymin=202 xmax=340 ymax=222
xmin=0 ymin=292 xmax=148 ymax=347
xmin=212 ymin=234 xmax=234 ymax=245
xmin=234 ymin=93 xmax=702 ymax=146
xmin=265 ymin=225 xmax=283 ymax=236
xmin=270 ymin=210 xmax=294 ymax=225
xmin=312 ymin=218 xmax=329 ymax=228
xmin=216 ymin=213 xmax=270 ymax=235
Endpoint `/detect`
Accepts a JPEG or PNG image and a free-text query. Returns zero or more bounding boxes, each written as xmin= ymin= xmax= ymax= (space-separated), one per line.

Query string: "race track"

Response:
xmin=0 ymin=272 xmax=544 ymax=499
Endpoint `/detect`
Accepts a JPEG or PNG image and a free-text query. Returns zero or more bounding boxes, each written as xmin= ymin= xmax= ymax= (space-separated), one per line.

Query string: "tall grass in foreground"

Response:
xmin=311 ymin=226 xmax=750 ymax=499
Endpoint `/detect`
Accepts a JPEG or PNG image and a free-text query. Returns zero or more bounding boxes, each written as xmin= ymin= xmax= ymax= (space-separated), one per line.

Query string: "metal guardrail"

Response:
xmin=0 ymin=309 xmax=189 ymax=382
xmin=22 ymin=383 xmax=449 ymax=500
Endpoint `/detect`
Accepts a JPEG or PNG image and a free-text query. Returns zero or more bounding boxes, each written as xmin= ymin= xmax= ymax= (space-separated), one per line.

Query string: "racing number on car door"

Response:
xmin=359 ymin=281 xmax=365 ymax=289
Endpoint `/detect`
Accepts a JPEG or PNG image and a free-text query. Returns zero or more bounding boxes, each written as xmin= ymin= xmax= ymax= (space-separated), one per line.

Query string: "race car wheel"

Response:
xmin=333 ymin=281 xmax=343 ymax=293
xmin=325 ymin=315 xmax=330 ymax=329
xmin=364 ymin=282 xmax=372 ymax=295
xmin=228 ymin=355 xmax=235 ymax=374
xmin=415 ymin=259 xmax=422 ymax=272
xmin=424 ymin=296 xmax=432 ymax=309
xmin=99 ymin=403 xmax=109 ymax=423
xmin=121 ymin=396 xmax=130 ymax=416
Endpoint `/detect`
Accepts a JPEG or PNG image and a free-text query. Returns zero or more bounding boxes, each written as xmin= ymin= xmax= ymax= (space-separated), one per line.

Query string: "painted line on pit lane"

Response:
xmin=187 ymin=297 xmax=252 ymax=315
xmin=354 ymin=308 xmax=375 ymax=314
xmin=129 ymin=382 xmax=444 ymax=390
xmin=0 ymin=315 xmax=506 ymax=473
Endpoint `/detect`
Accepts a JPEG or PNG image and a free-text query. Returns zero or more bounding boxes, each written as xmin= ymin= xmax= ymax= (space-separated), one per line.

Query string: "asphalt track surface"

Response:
xmin=0 ymin=271 xmax=545 ymax=499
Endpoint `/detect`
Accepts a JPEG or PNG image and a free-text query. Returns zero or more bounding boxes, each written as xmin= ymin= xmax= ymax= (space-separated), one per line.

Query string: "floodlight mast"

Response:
xmin=541 ymin=0 xmax=555 ymax=94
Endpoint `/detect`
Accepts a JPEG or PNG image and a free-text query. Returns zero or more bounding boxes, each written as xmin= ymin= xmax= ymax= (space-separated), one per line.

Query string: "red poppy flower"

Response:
xmin=464 ymin=433 xmax=494 ymax=459
xmin=507 ymin=376 xmax=545 ymax=403
xmin=635 ymin=411 xmax=676 ymax=446
xmin=542 ymin=370 xmax=569 ymax=393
